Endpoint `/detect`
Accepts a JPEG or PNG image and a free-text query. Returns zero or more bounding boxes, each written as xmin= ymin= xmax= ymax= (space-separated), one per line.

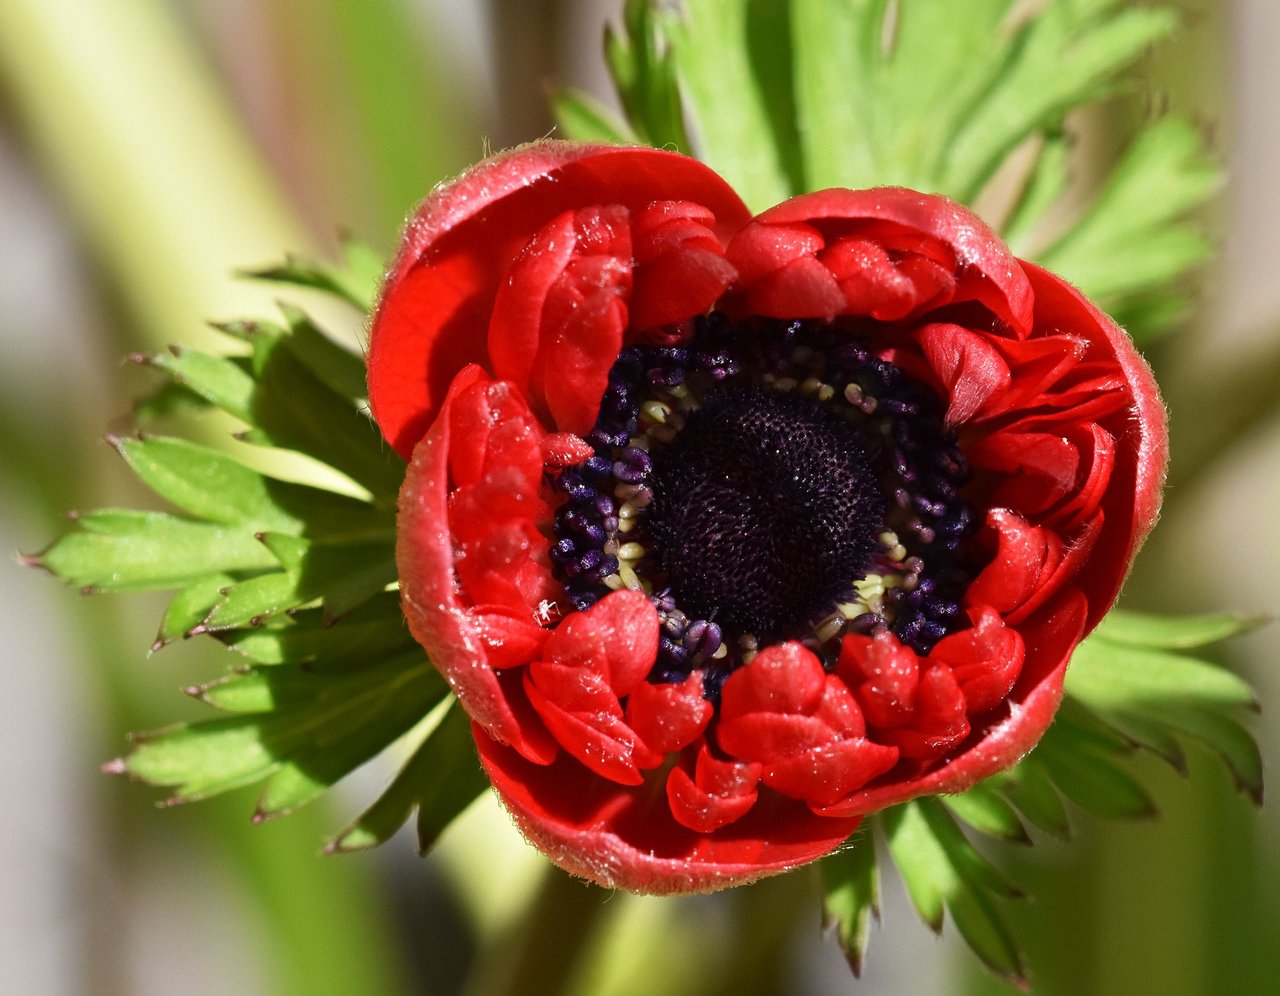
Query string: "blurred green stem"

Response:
xmin=0 ymin=0 xmax=309 ymax=351
xmin=0 ymin=1 xmax=410 ymax=992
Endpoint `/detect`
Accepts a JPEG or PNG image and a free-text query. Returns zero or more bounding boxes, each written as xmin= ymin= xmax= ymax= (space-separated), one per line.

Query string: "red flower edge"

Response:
xmin=372 ymin=141 xmax=1166 ymax=893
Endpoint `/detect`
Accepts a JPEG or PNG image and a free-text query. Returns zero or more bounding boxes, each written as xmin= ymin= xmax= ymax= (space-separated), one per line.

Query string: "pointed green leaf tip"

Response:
xmin=37 ymin=260 xmax=480 ymax=853
xmin=820 ymin=831 xmax=879 ymax=976
xmin=1065 ymin=611 xmax=1264 ymax=803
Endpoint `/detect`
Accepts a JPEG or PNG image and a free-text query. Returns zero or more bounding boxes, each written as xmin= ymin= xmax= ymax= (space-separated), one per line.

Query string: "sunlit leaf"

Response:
xmin=881 ymin=800 xmax=1028 ymax=985
xmin=329 ymin=702 xmax=490 ymax=854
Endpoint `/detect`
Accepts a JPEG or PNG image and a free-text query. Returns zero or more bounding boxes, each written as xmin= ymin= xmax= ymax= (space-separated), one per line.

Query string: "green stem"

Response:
xmin=464 ymin=868 xmax=610 ymax=996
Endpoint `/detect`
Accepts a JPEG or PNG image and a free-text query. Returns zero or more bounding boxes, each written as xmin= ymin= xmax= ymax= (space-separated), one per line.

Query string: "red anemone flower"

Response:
xmin=368 ymin=141 xmax=1166 ymax=894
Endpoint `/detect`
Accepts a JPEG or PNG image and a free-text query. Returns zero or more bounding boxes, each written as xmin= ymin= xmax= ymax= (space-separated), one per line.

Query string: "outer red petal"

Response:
xmin=369 ymin=141 xmax=752 ymax=457
xmin=397 ymin=366 xmax=557 ymax=763
xmin=476 ymin=732 xmax=859 ymax=894
xmin=1019 ymin=264 xmax=1167 ymax=629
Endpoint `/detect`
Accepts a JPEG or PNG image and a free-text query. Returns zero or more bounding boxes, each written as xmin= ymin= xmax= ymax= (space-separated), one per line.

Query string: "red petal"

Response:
xmin=1021 ymin=264 xmax=1168 ymax=629
xmin=473 ymin=607 xmax=552 ymax=669
xmin=524 ymin=664 xmax=652 ymax=785
xmin=874 ymin=666 xmax=970 ymax=760
xmin=369 ymin=141 xmax=752 ymax=457
xmin=629 ymin=200 xmax=738 ymax=331
xmin=717 ymin=712 xmax=841 ymax=760
xmin=818 ymin=589 xmax=1088 ymax=817
xmin=545 ymin=589 xmax=660 ymax=697
xmin=751 ymin=187 xmax=1035 ymax=334
xmin=837 ymin=630 xmax=921 ymax=728
xmin=963 ymin=508 xmax=1062 ymax=616
xmin=818 ymin=237 xmax=917 ymax=319
xmin=930 ymin=607 xmax=1024 ymax=715
xmin=915 ymin=322 xmax=1011 ymax=427
xmin=398 ymin=368 xmax=554 ymax=759
xmin=626 ymin=673 xmax=714 ymax=755
xmin=718 ymin=642 xmax=826 ymax=719
xmin=763 ymin=738 xmax=899 ymax=806
xmin=666 ymin=744 xmax=761 ymax=833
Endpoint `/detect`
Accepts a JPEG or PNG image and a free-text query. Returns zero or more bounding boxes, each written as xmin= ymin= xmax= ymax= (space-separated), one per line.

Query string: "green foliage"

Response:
xmin=31 ymin=253 xmax=482 ymax=847
xmin=822 ymin=609 xmax=1263 ymax=981
xmin=819 ymin=830 xmax=879 ymax=975
xmin=558 ymin=0 xmax=1218 ymax=342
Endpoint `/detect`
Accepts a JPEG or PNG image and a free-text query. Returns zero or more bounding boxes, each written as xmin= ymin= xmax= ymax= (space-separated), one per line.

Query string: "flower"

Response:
xmin=367 ymin=141 xmax=1166 ymax=893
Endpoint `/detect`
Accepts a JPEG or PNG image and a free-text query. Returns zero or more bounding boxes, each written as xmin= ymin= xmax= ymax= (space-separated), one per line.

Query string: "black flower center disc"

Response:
xmin=646 ymin=386 xmax=886 ymax=638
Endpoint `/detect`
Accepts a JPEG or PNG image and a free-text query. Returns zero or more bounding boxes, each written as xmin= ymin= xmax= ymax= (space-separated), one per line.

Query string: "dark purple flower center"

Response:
xmin=647 ymin=385 xmax=885 ymax=638
xmin=548 ymin=314 xmax=978 ymax=697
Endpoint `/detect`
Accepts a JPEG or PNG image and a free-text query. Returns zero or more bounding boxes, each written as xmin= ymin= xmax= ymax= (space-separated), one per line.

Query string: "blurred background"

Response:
xmin=1 ymin=1 xmax=1275 ymax=993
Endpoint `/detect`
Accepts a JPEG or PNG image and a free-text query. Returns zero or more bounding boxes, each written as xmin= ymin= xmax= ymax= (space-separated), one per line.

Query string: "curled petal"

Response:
xmin=872 ymin=666 xmax=970 ymax=760
xmin=626 ymin=673 xmax=714 ymax=755
xmin=666 ymin=744 xmax=761 ymax=832
xmin=819 ymin=589 xmax=1089 ymax=817
xmin=964 ymin=508 xmax=1063 ymax=617
xmin=489 ymin=205 xmax=633 ymax=435
xmin=545 ymin=589 xmax=659 ymax=697
xmin=750 ymin=187 xmax=1036 ymax=334
xmin=930 ymin=607 xmax=1024 ymax=714
xmin=524 ymin=662 xmax=656 ymax=784
xmin=476 ymin=732 xmax=861 ymax=893
xmin=398 ymin=368 xmax=553 ymax=760
xmin=630 ymin=200 xmax=739 ymax=331
xmin=719 ymin=646 xmax=899 ymax=808
xmin=915 ymin=322 xmax=1011 ymax=427
xmin=763 ymin=738 xmax=899 ymax=807
xmin=837 ymin=630 xmax=921 ymax=729
xmin=718 ymin=642 xmax=826 ymax=719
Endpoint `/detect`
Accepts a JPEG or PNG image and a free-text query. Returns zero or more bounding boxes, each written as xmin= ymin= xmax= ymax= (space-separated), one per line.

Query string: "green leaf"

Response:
xmin=987 ymin=755 xmax=1072 ymax=839
xmin=37 ymin=509 xmax=277 ymax=591
xmin=277 ymin=304 xmax=370 ymax=402
xmin=1001 ymin=133 xmax=1073 ymax=253
xmin=156 ymin=573 xmax=238 ymax=646
xmin=113 ymin=435 xmax=392 ymax=540
xmin=664 ymin=0 xmax=797 ymax=208
xmin=1069 ymin=638 xmax=1259 ymax=714
xmin=149 ymin=347 xmax=256 ymax=422
xmin=881 ymin=800 xmax=1028 ymax=986
xmin=941 ymin=3 xmax=1178 ymax=202
xmin=148 ymin=335 xmax=402 ymax=501
xmin=256 ymin=664 xmax=449 ymax=819
xmin=551 ymin=87 xmax=637 ymax=145
xmin=216 ymin=591 xmax=419 ymax=670
xmin=603 ymin=0 xmax=690 ymax=150
xmin=131 ymin=380 xmax=214 ymax=423
xmin=200 ymin=533 xmax=396 ymax=630
xmin=1036 ymin=119 xmax=1219 ymax=311
xmin=1092 ymin=609 xmax=1265 ymax=650
xmin=241 ymin=239 xmax=381 ymax=312
xmin=116 ymin=657 xmax=444 ymax=808
xmin=328 ymin=701 xmax=489 ymax=854
xmin=820 ymin=831 xmax=879 ymax=976
xmin=1033 ymin=703 xmax=1158 ymax=819
xmin=943 ymin=782 xmax=1031 ymax=844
